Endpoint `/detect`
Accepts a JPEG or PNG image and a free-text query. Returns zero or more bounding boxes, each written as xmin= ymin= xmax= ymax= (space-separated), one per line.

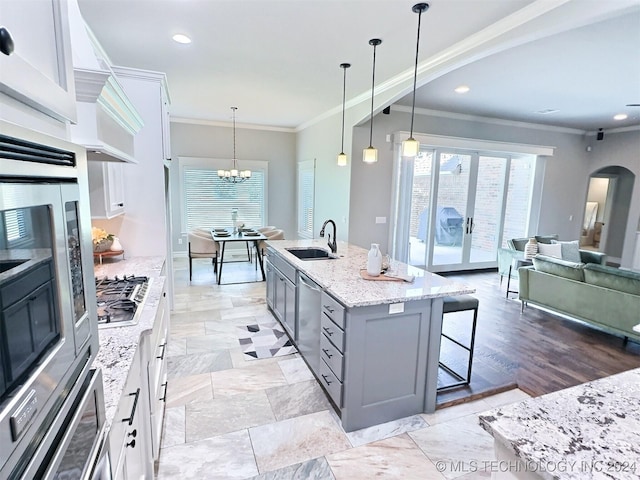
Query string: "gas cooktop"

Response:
xmin=95 ymin=275 xmax=150 ymax=327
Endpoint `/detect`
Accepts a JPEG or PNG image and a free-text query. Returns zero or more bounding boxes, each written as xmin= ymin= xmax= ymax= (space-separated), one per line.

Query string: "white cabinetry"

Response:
xmin=88 ymin=161 xmax=126 ymax=219
xmin=108 ymin=277 xmax=169 ymax=479
xmin=0 ymin=0 xmax=76 ymax=122
xmin=161 ymin=86 xmax=172 ymax=162
xmin=109 ymin=347 xmax=152 ymax=480
xmin=146 ymin=280 xmax=168 ymax=461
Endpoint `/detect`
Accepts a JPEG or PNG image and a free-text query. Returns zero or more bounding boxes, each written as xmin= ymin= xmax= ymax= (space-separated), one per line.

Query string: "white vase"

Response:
xmin=110 ymin=236 xmax=123 ymax=251
xmin=367 ymin=243 xmax=382 ymax=276
xmin=524 ymin=238 xmax=538 ymax=259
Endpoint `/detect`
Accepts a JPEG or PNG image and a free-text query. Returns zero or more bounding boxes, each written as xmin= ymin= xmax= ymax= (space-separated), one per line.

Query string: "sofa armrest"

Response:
xmin=497 ymin=248 xmax=519 ymax=277
xmin=518 ymin=265 xmax=533 ymax=300
xmin=579 ymin=250 xmax=606 ymax=265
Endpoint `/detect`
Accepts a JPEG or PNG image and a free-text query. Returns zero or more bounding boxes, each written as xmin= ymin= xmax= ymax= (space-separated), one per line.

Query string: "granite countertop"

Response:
xmin=92 ymin=256 xmax=166 ymax=429
xmin=266 ymin=239 xmax=474 ymax=308
xmin=479 ymin=368 xmax=640 ymax=480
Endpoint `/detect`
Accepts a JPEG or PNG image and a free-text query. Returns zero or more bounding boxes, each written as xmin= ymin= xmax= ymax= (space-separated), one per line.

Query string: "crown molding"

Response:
xmin=171 ymin=116 xmax=296 ymax=133
xmin=585 ymin=124 xmax=640 ymax=136
xmin=391 ymin=104 xmax=586 ymax=135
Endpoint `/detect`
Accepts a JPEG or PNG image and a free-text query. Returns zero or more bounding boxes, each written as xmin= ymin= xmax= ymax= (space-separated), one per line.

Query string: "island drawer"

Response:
xmin=321 ymin=291 xmax=345 ymax=329
xmin=321 ymin=313 xmax=344 ymax=352
xmin=320 ymin=332 xmax=344 ymax=380
xmin=319 ymin=358 xmax=342 ymax=407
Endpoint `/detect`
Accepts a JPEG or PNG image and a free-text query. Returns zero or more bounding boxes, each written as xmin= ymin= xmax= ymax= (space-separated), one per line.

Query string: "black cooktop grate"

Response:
xmin=95 ymin=275 xmax=149 ymax=324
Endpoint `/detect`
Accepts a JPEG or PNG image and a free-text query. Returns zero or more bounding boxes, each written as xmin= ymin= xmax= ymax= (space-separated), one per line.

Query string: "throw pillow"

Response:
xmin=551 ymin=240 xmax=581 ymax=263
xmin=537 ymin=242 xmax=562 ymax=258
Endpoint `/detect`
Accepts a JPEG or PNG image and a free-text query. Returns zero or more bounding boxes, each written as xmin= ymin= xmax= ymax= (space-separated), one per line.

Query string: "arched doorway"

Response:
xmin=581 ymin=166 xmax=635 ymax=263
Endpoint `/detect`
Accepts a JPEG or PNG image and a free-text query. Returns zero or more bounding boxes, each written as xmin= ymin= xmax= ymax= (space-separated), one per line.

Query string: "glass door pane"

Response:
xmin=432 ymin=152 xmax=470 ymax=266
xmin=408 ymin=151 xmax=433 ymax=267
xmin=469 ymin=156 xmax=507 ymax=263
xmin=502 ymin=157 xmax=534 ymax=247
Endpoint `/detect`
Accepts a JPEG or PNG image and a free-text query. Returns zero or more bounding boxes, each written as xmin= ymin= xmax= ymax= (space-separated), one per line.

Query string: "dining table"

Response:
xmin=210 ymin=228 xmax=267 ymax=285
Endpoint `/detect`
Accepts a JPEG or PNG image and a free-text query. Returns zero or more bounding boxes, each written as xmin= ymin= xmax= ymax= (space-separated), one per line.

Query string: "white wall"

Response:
xmin=90 ymin=75 xmax=167 ymax=258
xmin=169 ymin=121 xmax=296 ymax=253
xmin=296 ymin=111 xmax=352 ymax=242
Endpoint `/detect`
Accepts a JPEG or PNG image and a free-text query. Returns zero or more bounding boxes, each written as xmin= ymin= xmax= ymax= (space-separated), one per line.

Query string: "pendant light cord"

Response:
xmin=409 ymin=8 xmax=424 ymax=138
xmin=341 ymin=66 xmax=347 ymax=153
xmin=369 ymin=43 xmax=378 ymax=148
xmin=231 ymin=107 xmax=237 ymax=169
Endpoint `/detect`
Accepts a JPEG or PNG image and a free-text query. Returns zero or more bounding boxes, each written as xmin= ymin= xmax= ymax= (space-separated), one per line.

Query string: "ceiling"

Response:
xmin=78 ymin=0 xmax=640 ymax=132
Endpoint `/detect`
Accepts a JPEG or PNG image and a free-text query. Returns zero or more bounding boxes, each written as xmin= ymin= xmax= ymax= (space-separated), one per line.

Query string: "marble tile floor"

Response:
xmin=156 ymin=258 xmax=532 ymax=479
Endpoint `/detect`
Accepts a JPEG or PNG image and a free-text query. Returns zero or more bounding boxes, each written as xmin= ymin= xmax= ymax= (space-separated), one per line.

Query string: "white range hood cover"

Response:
xmin=68 ymin=0 xmax=143 ymax=163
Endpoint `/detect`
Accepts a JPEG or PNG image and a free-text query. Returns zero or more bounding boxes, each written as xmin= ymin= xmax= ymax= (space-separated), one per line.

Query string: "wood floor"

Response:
xmin=435 ymin=271 xmax=640 ymax=407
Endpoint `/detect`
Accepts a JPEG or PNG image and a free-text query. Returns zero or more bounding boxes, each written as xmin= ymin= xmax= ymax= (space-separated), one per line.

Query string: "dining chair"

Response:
xmin=188 ymin=228 xmax=220 ymax=281
xmin=255 ymin=229 xmax=284 ymax=270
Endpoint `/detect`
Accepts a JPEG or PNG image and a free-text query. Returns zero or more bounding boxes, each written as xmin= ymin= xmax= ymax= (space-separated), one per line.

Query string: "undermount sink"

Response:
xmin=285 ymin=247 xmax=337 ymax=261
xmin=0 ymin=259 xmax=28 ymax=274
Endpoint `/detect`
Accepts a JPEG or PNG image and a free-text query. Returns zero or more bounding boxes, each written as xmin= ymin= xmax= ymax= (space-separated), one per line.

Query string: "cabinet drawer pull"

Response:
xmin=322 ymin=348 xmax=333 ymax=358
xmin=128 ymin=429 xmax=137 ymax=438
xmin=126 ymin=439 xmax=136 ymax=449
xmin=323 ymin=305 xmax=335 ymax=313
xmin=156 ymin=342 xmax=167 ymax=360
xmin=322 ymin=326 xmax=333 ymax=336
xmin=321 ymin=374 xmax=332 ymax=385
xmin=117 ymin=203 xmax=124 ymax=207
xmin=160 ymin=382 xmax=168 ymax=402
xmin=121 ymin=388 xmax=140 ymax=426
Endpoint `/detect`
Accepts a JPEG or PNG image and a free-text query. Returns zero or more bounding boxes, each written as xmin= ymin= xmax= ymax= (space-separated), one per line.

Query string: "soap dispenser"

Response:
xmin=367 ymin=243 xmax=382 ymax=277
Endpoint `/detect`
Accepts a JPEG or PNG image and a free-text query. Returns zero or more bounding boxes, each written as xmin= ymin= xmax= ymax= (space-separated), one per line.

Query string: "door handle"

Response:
xmin=469 ymin=217 xmax=475 ymax=233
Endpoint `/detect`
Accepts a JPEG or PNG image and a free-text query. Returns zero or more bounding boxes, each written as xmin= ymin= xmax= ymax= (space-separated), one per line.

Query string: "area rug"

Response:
xmin=237 ymin=321 xmax=297 ymax=360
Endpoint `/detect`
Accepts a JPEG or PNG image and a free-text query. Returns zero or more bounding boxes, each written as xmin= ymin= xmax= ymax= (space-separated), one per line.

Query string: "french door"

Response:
xmin=393 ymin=148 xmax=530 ymax=273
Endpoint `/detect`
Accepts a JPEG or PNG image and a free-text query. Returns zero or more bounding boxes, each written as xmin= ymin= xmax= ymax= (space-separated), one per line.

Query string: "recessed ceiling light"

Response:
xmin=172 ymin=34 xmax=191 ymax=44
xmin=613 ymin=113 xmax=628 ymax=121
xmin=536 ymin=109 xmax=559 ymax=115
xmin=454 ymin=85 xmax=470 ymax=94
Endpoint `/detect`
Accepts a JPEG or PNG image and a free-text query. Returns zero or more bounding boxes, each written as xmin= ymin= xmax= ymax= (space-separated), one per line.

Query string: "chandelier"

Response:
xmin=218 ymin=106 xmax=251 ymax=183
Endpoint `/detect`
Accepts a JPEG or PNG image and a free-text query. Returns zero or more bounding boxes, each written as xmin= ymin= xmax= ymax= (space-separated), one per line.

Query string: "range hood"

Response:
xmin=70 ymin=68 xmax=143 ymax=163
xmin=68 ymin=0 xmax=143 ymax=163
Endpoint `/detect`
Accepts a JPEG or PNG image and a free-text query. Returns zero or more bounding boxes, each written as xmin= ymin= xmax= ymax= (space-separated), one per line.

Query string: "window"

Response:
xmin=297 ymin=160 xmax=315 ymax=238
xmin=180 ymin=157 xmax=268 ymax=231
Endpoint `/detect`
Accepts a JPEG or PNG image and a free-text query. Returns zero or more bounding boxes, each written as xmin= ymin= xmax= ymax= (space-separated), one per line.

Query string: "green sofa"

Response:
xmin=519 ymin=255 xmax=640 ymax=342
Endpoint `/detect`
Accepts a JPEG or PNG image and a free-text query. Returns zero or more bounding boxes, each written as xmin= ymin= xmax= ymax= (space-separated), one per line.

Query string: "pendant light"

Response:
xmin=363 ymin=38 xmax=382 ymax=164
xmin=218 ymin=106 xmax=251 ymax=183
xmin=402 ymin=3 xmax=429 ymax=158
xmin=337 ymin=63 xmax=351 ymax=167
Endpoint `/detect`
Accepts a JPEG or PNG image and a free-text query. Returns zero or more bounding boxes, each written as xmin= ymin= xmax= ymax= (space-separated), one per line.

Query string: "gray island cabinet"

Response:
xmin=265 ymin=239 xmax=474 ymax=432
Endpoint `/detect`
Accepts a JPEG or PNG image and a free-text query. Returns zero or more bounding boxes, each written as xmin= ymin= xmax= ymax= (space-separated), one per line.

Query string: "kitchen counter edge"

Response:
xmin=478 ymin=368 xmax=640 ymax=480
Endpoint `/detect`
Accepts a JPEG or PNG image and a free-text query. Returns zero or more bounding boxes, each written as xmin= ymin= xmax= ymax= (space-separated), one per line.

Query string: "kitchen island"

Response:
xmin=265 ymin=239 xmax=474 ymax=432
xmin=479 ymin=368 xmax=640 ymax=480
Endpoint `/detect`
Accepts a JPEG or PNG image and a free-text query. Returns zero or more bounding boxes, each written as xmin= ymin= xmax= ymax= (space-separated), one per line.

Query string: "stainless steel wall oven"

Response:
xmin=0 ymin=122 xmax=101 ymax=480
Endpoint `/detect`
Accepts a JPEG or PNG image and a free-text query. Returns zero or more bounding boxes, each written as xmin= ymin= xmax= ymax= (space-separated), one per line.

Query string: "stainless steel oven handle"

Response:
xmin=121 ymin=388 xmax=141 ymax=426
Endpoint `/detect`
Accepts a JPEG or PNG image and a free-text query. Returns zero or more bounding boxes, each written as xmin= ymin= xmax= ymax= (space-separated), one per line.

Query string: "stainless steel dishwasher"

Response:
xmin=297 ymin=271 xmax=322 ymax=375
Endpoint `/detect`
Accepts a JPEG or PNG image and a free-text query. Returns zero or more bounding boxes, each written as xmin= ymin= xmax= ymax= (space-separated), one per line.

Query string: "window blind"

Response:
xmin=4 ymin=209 xmax=26 ymax=242
xmin=184 ymin=168 xmax=265 ymax=231
xmin=297 ymin=160 xmax=315 ymax=238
